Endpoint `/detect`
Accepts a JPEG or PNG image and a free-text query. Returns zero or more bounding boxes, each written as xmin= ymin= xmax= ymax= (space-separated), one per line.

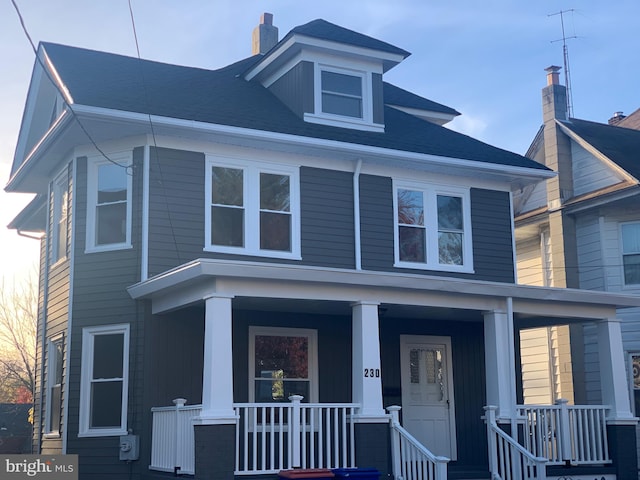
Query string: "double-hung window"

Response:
xmin=249 ymin=327 xmax=317 ymax=403
xmin=621 ymin=222 xmax=640 ymax=285
xmin=45 ymin=337 xmax=64 ymax=436
xmin=395 ymin=182 xmax=473 ymax=272
xmin=206 ymin=157 xmax=300 ymax=259
xmin=79 ymin=324 xmax=129 ymax=437
xmin=86 ymin=153 xmax=132 ymax=252
xmin=321 ymin=70 xmax=363 ymax=119
xmin=51 ymin=168 xmax=69 ymax=264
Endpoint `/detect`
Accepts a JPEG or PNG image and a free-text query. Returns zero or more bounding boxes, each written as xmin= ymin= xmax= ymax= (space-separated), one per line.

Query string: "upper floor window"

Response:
xmin=321 ymin=70 xmax=363 ymax=118
xmin=622 ymin=223 xmax=640 ymax=285
xmin=79 ymin=324 xmax=129 ymax=437
xmin=394 ymin=182 xmax=473 ymax=272
xmin=205 ymin=157 xmax=300 ymax=259
xmin=51 ymin=168 xmax=69 ymax=264
xmin=86 ymin=154 xmax=132 ymax=252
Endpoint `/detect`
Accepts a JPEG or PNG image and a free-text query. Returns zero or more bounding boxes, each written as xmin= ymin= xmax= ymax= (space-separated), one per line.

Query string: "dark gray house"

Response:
xmin=5 ymin=15 xmax=639 ymax=480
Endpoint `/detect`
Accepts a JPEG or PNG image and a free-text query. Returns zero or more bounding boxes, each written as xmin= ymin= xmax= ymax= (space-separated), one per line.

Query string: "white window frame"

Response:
xmin=85 ymin=153 xmax=133 ymax=253
xmin=393 ymin=180 xmax=473 ymax=273
xmin=205 ymin=156 xmax=301 ymax=260
xmin=305 ymin=64 xmax=382 ymax=132
xmin=79 ymin=324 xmax=130 ymax=437
xmin=51 ymin=167 xmax=69 ymax=265
xmin=620 ymin=221 xmax=640 ymax=287
xmin=44 ymin=335 xmax=64 ymax=438
xmin=248 ymin=326 xmax=318 ymax=403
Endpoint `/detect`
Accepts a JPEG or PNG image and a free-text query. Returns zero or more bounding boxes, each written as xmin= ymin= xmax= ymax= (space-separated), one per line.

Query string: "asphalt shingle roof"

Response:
xmin=560 ymin=118 xmax=640 ymax=179
xmin=383 ymin=82 xmax=460 ymax=116
xmin=41 ymin=41 xmax=548 ymax=171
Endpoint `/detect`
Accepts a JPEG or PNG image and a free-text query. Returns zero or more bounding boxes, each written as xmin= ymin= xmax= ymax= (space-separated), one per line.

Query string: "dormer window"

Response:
xmin=321 ymin=70 xmax=363 ymax=118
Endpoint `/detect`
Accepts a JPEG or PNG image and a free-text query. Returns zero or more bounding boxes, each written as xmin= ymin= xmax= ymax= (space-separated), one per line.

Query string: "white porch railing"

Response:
xmin=516 ymin=400 xmax=610 ymax=465
xmin=150 ymin=399 xmax=202 ymax=475
xmin=485 ymin=406 xmax=547 ymax=480
xmin=150 ymin=397 xmax=358 ymax=476
xmin=234 ymin=396 xmax=358 ymax=474
xmin=387 ymin=406 xmax=449 ymax=480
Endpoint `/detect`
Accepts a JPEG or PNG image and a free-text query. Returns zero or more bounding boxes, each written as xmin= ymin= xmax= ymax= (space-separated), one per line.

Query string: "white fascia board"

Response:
xmin=127 ymin=258 xmax=640 ymax=313
xmin=388 ymin=105 xmax=458 ymax=126
xmin=69 ymin=104 xmax=555 ymax=184
xmin=5 ymin=109 xmax=73 ymax=192
xmin=41 ymin=47 xmax=74 ymax=105
xmin=245 ymin=33 xmax=406 ymax=81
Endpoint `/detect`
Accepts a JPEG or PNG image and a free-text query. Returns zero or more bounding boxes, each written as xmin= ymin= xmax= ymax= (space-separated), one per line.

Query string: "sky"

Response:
xmin=1 ymin=0 xmax=639 ymax=285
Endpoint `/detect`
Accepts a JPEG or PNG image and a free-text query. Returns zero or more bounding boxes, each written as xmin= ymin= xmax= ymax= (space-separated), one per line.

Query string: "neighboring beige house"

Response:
xmin=514 ymin=66 xmax=640 ymax=466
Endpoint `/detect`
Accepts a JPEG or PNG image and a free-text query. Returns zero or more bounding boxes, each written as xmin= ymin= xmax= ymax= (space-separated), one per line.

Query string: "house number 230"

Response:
xmin=364 ymin=368 xmax=380 ymax=378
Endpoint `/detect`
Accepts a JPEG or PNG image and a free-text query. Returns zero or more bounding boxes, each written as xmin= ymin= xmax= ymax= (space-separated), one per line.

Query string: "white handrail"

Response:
xmin=387 ymin=406 xmax=449 ymax=480
xmin=485 ymin=406 xmax=547 ymax=480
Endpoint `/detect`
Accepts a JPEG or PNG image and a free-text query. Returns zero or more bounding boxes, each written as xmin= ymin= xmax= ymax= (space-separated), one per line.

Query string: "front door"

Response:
xmin=400 ymin=335 xmax=457 ymax=459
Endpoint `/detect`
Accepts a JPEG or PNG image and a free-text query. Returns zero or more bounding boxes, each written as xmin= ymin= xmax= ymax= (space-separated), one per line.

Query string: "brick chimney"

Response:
xmin=608 ymin=111 xmax=626 ymax=126
xmin=252 ymin=13 xmax=278 ymax=55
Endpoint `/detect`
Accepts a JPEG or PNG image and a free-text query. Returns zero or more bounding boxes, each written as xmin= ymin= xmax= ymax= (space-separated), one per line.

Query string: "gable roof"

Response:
xmin=559 ymin=118 xmax=640 ymax=179
xmin=287 ymin=19 xmax=410 ymax=58
xmin=32 ymin=42 xmax=547 ymax=174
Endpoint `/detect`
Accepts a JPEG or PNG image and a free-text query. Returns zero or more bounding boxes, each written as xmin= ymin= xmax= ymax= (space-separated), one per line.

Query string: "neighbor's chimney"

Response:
xmin=252 ymin=13 xmax=278 ymax=55
xmin=545 ymin=65 xmax=561 ymax=86
xmin=608 ymin=111 xmax=626 ymax=126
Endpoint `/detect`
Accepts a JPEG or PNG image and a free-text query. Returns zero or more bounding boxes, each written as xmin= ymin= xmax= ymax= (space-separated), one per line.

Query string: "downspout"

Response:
xmin=141 ymin=143 xmax=150 ymax=281
xmin=509 ymin=192 xmax=518 ymax=284
xmin=507 ymin=296 xmax=518 ymax=435
xmin=353 ymin=159 xmax=363 ymax=271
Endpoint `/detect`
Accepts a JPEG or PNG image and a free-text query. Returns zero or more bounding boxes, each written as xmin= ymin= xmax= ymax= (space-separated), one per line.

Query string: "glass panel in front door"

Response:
xmin=408 ymin=346 xmax=446 ymax=404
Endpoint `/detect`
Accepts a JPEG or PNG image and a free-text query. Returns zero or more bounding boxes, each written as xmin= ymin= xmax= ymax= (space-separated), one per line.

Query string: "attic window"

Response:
xmin=321 ymin=71 xmax=363 ymax=118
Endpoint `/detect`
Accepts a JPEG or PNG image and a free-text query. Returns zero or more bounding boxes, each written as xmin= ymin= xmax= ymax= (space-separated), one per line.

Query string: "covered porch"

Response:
xmin=129 ymin=259 xmax=639 ymax=480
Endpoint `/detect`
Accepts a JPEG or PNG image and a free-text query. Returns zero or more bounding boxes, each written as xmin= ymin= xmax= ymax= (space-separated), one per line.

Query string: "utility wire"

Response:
xmin=10 ymin=0 xmax=129 ymax=171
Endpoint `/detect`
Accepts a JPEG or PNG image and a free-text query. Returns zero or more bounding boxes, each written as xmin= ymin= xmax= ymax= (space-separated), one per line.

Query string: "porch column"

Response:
xmin=483 ymin=307 xmax=516 ymax=422
xmin=597 ymin=318 xmax=635 ymax=422
xmin=351 ymin=301 xmax=386 ymax=418
xmin=197 ymin=294 xmax=237 ymax=423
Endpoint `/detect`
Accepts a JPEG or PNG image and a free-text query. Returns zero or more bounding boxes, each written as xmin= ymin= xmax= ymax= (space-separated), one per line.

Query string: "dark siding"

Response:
xmin=147 ymin=151 xmax=356 ymax=274
xmin=380 ymin=318 xmax=488 ymax=470
xmin=147 ymin=147 xmax=205 ymax=277
xmin=67 ymin=150 xmax=146 ymax=478
xmin=359 ymin=175 xmax=516 ymax=282
xmin=268 ymin=61 xmax=314 ymax=117
xmin=300 ymin=167 xmax=355 ymax=268
xmin=372 ymin=73 xmax=384 ymax=125
xmin=33 ymin=237 xmax=46 ymax=453
xmin=470 ymin=188 xmax=515 ymax=283
xmin=359 ymin=174 xmax=395 ymax=271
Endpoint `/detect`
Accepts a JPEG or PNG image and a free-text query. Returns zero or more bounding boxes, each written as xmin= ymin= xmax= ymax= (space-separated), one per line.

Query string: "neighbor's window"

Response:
xmin=622 ymin=223 xmax=640 ymax=285
xmin=206 ymin=157 xmax=299 ymax=259
xmin=86 ymin=154 xmax=132 ymax=252
xmin=45 ymin=337 xmax=64 ymax=435
xmin=51 ymin=167 xmax=69 ymax=264
xmin=249 ymin=327 xmax=317 ymax=403
xmin=321 ymin=70 xmax=363 ymax=119
xmin=79 ymin=324 xmax=129 ymax=437
xmin=395 ymin=182 xmax=472 ymax=271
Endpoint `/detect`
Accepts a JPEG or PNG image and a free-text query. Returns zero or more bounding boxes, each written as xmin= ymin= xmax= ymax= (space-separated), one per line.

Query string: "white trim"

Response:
xmin=353 ymin=160 xmax=362 ymax=270
xmin=141 ymin=144 xmax=150 ymax=281
xmin=248 ymin=326 xmax=318 ymax=403
xmin=78 ymin=324 xmax=130 ymax=437
xmin=388 ymin=105 xmax=458 ymax=126
xmin=50 ymin=166 xmax=69 ymax=266
xmin=204 ymin=155 xmax=301 ymax=259
xmin=509 ymin=192 xmax=518 ymax=284
xmin=85 ymin=151 xmax=133 ymax=253
xmin=393 ymin=180 xmax=474 ymax=273
xmin=43 ymin=334 xmax=64 ymax=438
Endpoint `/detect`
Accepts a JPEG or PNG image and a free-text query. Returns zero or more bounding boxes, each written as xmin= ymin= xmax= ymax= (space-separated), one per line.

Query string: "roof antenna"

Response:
xmin=549 ymin=9 xmax=577 ymax=118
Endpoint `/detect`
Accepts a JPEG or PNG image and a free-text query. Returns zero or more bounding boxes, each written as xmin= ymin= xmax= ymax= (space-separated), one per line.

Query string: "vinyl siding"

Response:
xmin=516 ymin=238 xmax=544 ymax=286
xmin=66 ymin=151 xmax=145 ymax=477
xmin=268 ymin=61 xmax=314 ymax=117
xmin=372 ymin=73 xmax=384 ymax=125
xmin=571 ymin=141 xmax=624 ymax=197
xmin=519 ymin=328 xmax=553 ymax=404
xmin=575 ymin=214 xmax=605 ymax=291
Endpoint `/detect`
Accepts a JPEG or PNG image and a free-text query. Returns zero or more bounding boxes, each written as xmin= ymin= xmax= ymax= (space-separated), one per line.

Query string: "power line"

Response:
xmin=9 ymin=0 xmax=129 ymax=171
